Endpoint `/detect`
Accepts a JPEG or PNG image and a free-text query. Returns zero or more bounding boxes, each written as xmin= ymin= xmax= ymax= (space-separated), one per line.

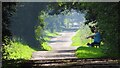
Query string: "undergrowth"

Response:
xmin=2 ymin=38 xmax=35 ymax=60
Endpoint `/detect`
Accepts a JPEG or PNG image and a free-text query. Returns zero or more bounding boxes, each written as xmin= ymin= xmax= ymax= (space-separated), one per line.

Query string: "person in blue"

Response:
xmin=86 ymin=28 xmax=101 ymax=47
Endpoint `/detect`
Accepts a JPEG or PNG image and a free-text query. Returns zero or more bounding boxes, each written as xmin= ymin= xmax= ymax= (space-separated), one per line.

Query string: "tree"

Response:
xmin=2 ymin=2 xmax=17 ymax=43
xmin=50 ymin=2 xmax=120 ymax=57
xmin=80 ymin=2 xmax=119 ymax=57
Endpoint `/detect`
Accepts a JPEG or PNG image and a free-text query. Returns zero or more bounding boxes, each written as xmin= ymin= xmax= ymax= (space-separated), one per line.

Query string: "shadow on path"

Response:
xmin=31 ymin=28 xmax=79 ymax=60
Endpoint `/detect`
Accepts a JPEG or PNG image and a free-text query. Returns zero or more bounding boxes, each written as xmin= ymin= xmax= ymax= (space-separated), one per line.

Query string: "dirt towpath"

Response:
xmin=48 ymin=31 xmax=78 ymax=50
xmin=31 ymin=30 xmax=79 ymax=60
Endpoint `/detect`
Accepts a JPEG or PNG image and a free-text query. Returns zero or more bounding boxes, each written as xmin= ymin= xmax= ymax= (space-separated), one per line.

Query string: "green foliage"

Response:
xmin=64 ymin=18 xmax=70 ymax=28
xmin=35 ymin=25 xmax=43 ymax=41
xmin=54 ymin=2 xmax=119 ymax=56
xmin=35 ymin=11 xmax=47 ymax=41
xmin=72 ymin=23 xmax=92 ymax=46
xmin=80 ymin=3 xmax=119 ymax=56
xmin=71 ymin=22 xmax=107 ymax=58
xmin=44 ymin=37 xmax=51 ymax=41
xmin=35 ymin=10 xmax=61 ymax=51
xmin=76 ymin=47 xmax=106 ymax=58
xmin=44 ymin=30 xmax=60 ymax=41
xmin=44 ymin=30 xmax=59 ymax=37
xmin=41 ymin=42 xmax=52 ymax=51
xmin=2 ymin=38 xmax=35 ymax=60
xmin=41 ymin=31 xmax=60 ymax=50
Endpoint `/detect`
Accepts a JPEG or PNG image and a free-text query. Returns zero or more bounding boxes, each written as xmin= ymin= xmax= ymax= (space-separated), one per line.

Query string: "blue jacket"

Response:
xmin=94 ymin=32 xmax=101 ymax=43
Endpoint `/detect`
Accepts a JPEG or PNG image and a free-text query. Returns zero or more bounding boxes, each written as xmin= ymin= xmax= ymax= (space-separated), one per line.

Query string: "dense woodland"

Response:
xmin=2 ymin=2 xmax=120 ymax=61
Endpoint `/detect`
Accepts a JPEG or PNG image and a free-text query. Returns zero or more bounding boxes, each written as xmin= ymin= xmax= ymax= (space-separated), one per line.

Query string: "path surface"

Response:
xmin=29 ymin=30 xmax=120 ymax=67
xmin=49 ymin=31 xmax=78 ymax=50
xmin=31 ymin=29 xmax=79 ymax=60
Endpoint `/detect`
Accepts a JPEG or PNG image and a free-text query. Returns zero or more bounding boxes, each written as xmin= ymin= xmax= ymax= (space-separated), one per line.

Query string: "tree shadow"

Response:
xmin=48 ymin=40 xmax=68 ymax=43
xmin=56 ymin=50 xmax=75 ymax=53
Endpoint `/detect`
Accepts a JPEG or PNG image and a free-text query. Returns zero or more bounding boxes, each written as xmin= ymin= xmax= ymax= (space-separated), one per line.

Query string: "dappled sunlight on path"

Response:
xmin=31 ymin=50 xmax=77 ymax=60
xmin=31 ymin=29 xmax=79 ymax=60
xmin=48 ymin=31 xmax=78 ymax=50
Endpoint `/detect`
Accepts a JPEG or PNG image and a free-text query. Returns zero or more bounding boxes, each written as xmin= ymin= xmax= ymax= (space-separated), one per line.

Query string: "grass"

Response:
xmin=72 ymin=26 xmax=106 ymax=58
xmin=3 ymin=40 xmax=35 ymax=60
xmin=41 ymin=42 xmax=52 ymax=51
xmin=72 ymin=29 xmax=92 ymax=46
xmin=44 ymin=30 xmax=60 ymax=38
xmin=76 ymin=46 xmax=106 ymax=58
xmin=44 ymin=30 xmax=60 ymax=41
xmin=72 ymin=28 xmax=120 ymax=58
xmin=44 ymin=37 xmax=51 ymax=41
xmin=41 ymin=30 xmax=60 ymax=50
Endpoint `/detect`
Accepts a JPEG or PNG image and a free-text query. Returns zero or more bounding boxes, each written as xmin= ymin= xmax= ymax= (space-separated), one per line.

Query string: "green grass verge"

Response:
xmin=72 ymin=27 xmax=106 ymax=58
xmin=76 ymin=46 xmax=106 ymax=58
xmin=3 ymin=41 xmax=35 ymax=60
xmin=41 ymin=42 xmax=52 ymax=51
xmin=72 ymin=29 xmax=92 ymax=46
xmin=44 ymin=31 xmax=60 ymax=41
xmin=41 ymin=31 xmax=60 ymax=51
xmin=45 ymin=30 xmax=60 ymax=37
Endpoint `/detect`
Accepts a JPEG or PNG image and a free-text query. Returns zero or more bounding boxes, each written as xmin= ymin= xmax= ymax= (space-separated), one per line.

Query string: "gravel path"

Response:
xmin=31 ymin=30 xmax=79 ymax=60
xmin=48 ymin=31 xmax=78 ymax=50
